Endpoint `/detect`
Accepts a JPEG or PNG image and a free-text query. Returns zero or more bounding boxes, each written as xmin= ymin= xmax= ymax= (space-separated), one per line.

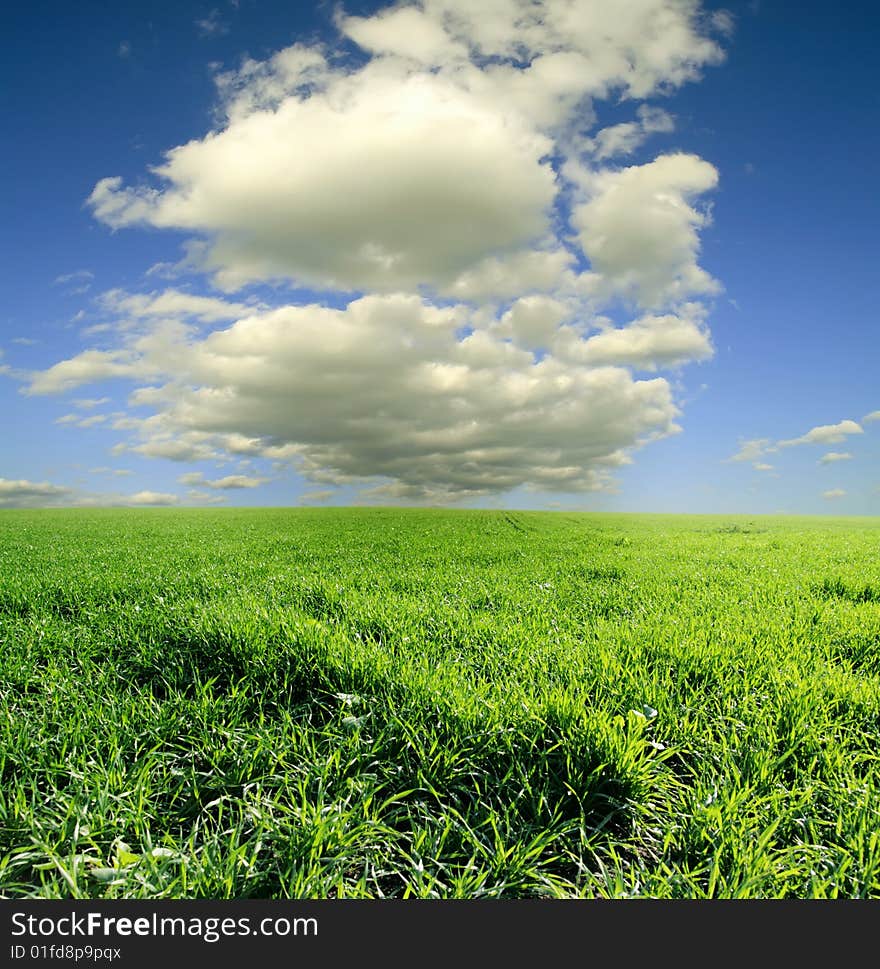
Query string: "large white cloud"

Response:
xmin=27 ymin=292 xmax=685 ymax=499
xmin=88 ymin=70 xmax=557 ymax=294
xmin=87 ymin=0 xmax=726 ymax=303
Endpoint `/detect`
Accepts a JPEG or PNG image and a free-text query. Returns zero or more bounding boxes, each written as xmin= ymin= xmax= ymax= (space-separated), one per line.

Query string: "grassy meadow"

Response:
xmin=1 ymin=507 xmax=879 ymax=898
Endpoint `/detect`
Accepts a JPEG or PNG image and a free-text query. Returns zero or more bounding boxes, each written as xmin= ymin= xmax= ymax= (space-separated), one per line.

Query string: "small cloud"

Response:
xmin=99 ymin=287 xmax=259 ymax=323
xmin=744 ymin=162 xmax=755 ymax=175
xmin=55 ymin=412 xmax=107 ymax=428
xmin=587 ymin=106 xmax=675 ymax=161
xmin=77 ymin=414 xmax=107 ymax=428
xmin=778 ymin=419 xmax=863 ymax=448
xmin=54 ymin=270 xmax=94 ymax=285
xmin=53 ymin=270 xmax=94 ymax=296
xmin=177 ymin=471 xmax=269 ymax=489
xmin=88 ymin=467 xmax=135 ymax=477
xmin=299 ymin=489 xmax=335 ymax=504
xmin=125 ymin=437 xmax=219 ymax=462
xmin=731 ymin=419 xmax=864 ymax=468
xmin=144 ymin=240 xmax=210 ymax=281
xmin=145 ymin=261 xmax=182 ymax=280
xmin=711 ymin=10 xmax=736 ymax=37
xmin=128 ymin=490 xmax=179 ymax=506
xmin=185 ymin=489 xmax=227 ymax=504
xmin=195 ymin=9 xmax=228 ymax=36
xmin=206 ymin=476 xmax=270 ymax=491
xmin=819 ymin=451 xmax=852 ymax=464
xmin=12 ymin=337 xmax=38 ymax=346
xmin=74 ymin=397 xmax=111 ymax=410
xmin=822 ymin=488 xmax=846 ymax=500
xmin=118 ymin=40 xmax=131 ymax=58
xmin=863 ymin=410 xmax=880 ymax=423
xmin=752 ymin=462 xmax=774 ymax=472
xmin=177 ymin=472 xmax=205 ymax=486
xmin=725 ymin=438 xmax=775 ymax=463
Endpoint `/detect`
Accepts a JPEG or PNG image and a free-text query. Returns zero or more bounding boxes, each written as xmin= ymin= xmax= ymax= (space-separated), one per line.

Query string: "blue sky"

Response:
xmin=2 ymin=0 xmax=878 ymax=513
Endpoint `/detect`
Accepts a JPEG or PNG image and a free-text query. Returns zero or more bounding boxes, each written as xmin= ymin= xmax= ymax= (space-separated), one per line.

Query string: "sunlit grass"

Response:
xmin=1 ymin=508 xmax=878 ymax=898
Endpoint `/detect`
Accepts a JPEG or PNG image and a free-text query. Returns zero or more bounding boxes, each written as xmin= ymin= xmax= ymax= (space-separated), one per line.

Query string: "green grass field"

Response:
xmin=1 ymin=508 xmax=879 ymax=898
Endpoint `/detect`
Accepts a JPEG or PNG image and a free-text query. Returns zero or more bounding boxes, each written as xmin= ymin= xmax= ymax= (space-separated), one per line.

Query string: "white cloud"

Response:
xmin=498 ymin=296 xmax=573 ymax=349
xmin=74 ymin=397 xmax=111 ymax=409
xmin=54 ymin=270 xmax=94 ymax=286
xmin=445 ymin=248 xmax=576 ymax=301
xmin=128 ymin=491 xmax=179 ymax=506
xmin=88 ymin=467 xmax=135 ymax=477
xmin=99 ymin=288 xmax=260 ymax=323
xmin=207 ymin=474 xmax=268 ymax=490
xmin=299 ymin=489 xmax=335 ymax=504
xmin=55 ymin=412 xmax=106 ymax=428
xmin=185 ymin=489 xmax=228 ymax=504
xmin=0 ymin=478 xmax=196 ymax=509
xmin=822 ymin=488 xmax=846 ymax=500
xmin=752 ymin=462 xmax=774 ymax=472
xmin=347 ymin=0 xmax=725 ymax=98
xmin=195 ymin=9 xmax=228 ymax=37
xmin=120 ymin=434 xmax=221 ymax=463
xmin=339 ymin=5 xmax=468 ymax=64
xmin=727 ymin=420 xmax=863 ymax=470
xmin=29 ymin=293 xmax=683 ymax=499
xmin=178 ymin=471 xmax=269 ymax=489
xmin=724 ymin=438 xmax=774 ymax=463
xmin=863 ymin=410 xmax=880 ymax=423
xmin=87 ymin=73 xmax=558 ymax=294
xmin=778 ymin=419 xmax=863 ymax=448
xmin=556 ymin=307 xmax=712 ymax=370
xmin=53 ymin=269 xmax=94 ymax=296
xmin=588 ymin=105 xmax=675 ymax=161
xmin=87 ymin=1 xmax=725 ymax=301
xmin=568 ymin=153 xmax=720 ymax=308
xmin=25 ymin=349 xmax=154 ymax=395
xmin=0 ymin=478 xmax=75 ymax=508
